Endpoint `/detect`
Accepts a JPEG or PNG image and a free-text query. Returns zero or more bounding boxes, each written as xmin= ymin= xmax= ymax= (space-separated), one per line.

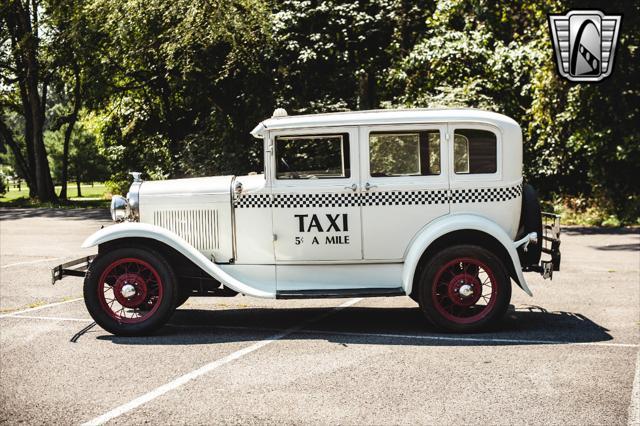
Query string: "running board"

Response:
xmin=276 ymin=287 xmax=405 ymax=299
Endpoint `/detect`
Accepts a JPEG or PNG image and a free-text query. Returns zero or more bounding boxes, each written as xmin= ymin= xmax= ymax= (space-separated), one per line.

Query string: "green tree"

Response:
xmin=80 ymin=0 xmax=272 ymax=184
xmin=46 ymin=115 xmax=108 ymax=189
xmin=2 ymin=0 xmax=58 ymax=201
xmin=386 ymin=0 xmax=639 ymax=221
xmin=271 ymin=0 xmax=434 ymax=112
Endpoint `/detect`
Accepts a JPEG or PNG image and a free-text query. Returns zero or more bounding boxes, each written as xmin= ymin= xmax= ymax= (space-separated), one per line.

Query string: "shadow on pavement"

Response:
xmin=591 ymin=243 xmax=639 ymax=251
xmin=0 ymin=207 xmax=110 ymax=221
xmin=94 ymin=304 xmax=614 ymax=347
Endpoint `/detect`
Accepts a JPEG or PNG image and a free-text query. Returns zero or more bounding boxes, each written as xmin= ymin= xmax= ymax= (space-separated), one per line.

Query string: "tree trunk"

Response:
xmin=6 ymin=0 xmax=57 ymax=202
xmin=60 ymin=127 xmax=71 ymax=200
xmin=60 ymin=63 xmax=81 ymax=200
xmin=29 ymin=75 xmax=56 ymax=202
xmin=76 ymin=176 xmax=82 ymax=197
xmin=357 ymin=70 xmax=377 ymax=110
xmin=14 ymin=39 xmax=37 ymax=196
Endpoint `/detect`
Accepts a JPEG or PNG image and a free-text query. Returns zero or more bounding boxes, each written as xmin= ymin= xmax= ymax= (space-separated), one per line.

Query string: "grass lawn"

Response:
xmin=0 ymin=182 xmax=110 ymax=208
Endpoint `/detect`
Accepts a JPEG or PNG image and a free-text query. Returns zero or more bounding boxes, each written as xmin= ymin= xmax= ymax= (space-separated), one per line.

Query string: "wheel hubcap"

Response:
xmin=446 ymin=273 xmax=482 ymax=307
xmin=120 ymin=283 xmax=136 ymax=298
xmin=459 ymin=283 xmax=474 ymax=298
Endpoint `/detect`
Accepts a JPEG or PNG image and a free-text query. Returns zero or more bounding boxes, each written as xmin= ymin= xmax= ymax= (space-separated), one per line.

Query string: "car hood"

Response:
xmin=139 ymin=176 xmax=234 ymax=198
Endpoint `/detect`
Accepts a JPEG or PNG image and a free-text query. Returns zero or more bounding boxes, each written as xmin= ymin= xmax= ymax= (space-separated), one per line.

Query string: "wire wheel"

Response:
xmin=97 ymin=257 xmax=164 ymax=324
xmin=431 ymin=257 xmax=498 ymax=325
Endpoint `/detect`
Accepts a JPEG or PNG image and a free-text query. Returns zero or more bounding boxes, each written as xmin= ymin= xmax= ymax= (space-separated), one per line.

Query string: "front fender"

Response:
xmin=82 ymin=223 xmax=274 ymax=298
xmin=402 ymin=214 xmax=532 ymax=296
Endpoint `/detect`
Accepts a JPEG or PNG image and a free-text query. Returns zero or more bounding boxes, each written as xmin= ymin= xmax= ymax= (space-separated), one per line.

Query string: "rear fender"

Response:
xmin=82 ymin=223 xmax=274 ymax=298
xmin=402 ymin=214 xmax=532 ymax=296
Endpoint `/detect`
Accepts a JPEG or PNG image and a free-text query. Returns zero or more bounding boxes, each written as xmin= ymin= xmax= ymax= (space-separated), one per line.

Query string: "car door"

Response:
xmin=360 ymin=124 xmax=450 ymax=260
xmin=271 ymin=127 xmax=362 ymax=262
xmin=448 ymin=123 xmax=520 ymax=236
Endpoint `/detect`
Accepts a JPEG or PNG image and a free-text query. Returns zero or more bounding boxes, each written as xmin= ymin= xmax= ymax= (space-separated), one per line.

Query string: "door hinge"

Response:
xmin=273 ymin=234 xmax=278 ymax=241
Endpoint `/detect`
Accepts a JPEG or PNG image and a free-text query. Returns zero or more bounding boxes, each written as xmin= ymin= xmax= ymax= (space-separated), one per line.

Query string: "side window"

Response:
xmin=453 ymin=129 xmax=497 ymax=174
xmin=369 ymin=131 xmax=440 ymax=177
xmin=275 ymin=134 xmax=350 ymax=179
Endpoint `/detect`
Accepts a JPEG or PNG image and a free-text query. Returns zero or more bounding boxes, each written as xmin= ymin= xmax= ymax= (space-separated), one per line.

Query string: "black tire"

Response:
xmin=418 ymin=245 xmax=511 ymax=333
xmin=519 ymin=183 xmax=543 ymax=266
xmin=84 ymin=247 xmax=178 ymax=336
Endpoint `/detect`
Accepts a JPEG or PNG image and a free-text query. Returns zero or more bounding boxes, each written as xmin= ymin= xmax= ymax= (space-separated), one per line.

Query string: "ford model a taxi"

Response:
xmin=53 ymin=109 xmax=561 ymax=335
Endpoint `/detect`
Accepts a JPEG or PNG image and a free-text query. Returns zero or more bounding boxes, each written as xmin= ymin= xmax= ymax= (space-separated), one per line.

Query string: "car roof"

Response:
xmin=250 ymin=108 xmax=520 ymax=138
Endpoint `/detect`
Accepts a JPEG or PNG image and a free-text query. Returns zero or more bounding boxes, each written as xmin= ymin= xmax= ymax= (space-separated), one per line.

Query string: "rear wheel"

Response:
xmin=418 ymin=245 xmax=511 ymax=332
xmin=84 ymin=247 xmax=178 ymax=336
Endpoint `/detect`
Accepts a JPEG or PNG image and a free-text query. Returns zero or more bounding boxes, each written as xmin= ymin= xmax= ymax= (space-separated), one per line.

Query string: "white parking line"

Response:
xmin=0 ymin=257 xmax=64 ymax=269
xmin=3 ymin=314 xmax=92 ymax=322
xmin=81 ymin=297 xmax=362 ymax=426
xmin=0 ymin=298 xmax=82 ymax=318
xmin=629 ymin=350 xmax=640 ymax=426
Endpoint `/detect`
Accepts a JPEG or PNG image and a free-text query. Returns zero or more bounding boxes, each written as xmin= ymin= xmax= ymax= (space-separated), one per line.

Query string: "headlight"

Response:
xmin=110 ymin=195 xmax=131 ymax=222
xmin=126 ymin=172 xmax=143 ymax=220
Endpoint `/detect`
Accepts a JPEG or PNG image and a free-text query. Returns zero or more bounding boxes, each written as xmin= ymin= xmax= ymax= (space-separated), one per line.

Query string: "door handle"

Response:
xmin=364 ymin=182 xmax=377 ymax=191
xmin=344 ymin=183 xmax=357 ymax=192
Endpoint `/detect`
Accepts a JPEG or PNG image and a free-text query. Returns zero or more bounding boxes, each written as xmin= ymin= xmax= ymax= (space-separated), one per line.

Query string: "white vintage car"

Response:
xmin=53 ymin=108 xmax=561 ymax=335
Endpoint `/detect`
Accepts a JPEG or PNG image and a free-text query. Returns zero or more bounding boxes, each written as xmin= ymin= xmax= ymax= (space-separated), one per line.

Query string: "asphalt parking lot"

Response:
xmin=1 ymin=207 xmax=638 ymax=425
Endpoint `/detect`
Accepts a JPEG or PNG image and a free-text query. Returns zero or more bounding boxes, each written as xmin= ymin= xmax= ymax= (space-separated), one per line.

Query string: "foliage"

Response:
xmin=387 ymin=0 xmax=639 ymax=224
xmin=82 ymin=0 xmax=273 ymax=180
xmin=547 ymin=197 xmax=636 ymax=227
xmin=45 ymin=116 xmax=109 ymax=184
xmin=271 ymin=0 xmax=435 ymax=112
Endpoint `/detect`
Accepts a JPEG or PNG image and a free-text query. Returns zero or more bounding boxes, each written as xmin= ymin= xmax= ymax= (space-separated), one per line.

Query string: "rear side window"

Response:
xmin=453 ymin=129 xmax=497 ymax=174
xmin=369 ymin=131 xmax=441 ymax=177
xmin=276 ymin=134 xmax=350 ymax=179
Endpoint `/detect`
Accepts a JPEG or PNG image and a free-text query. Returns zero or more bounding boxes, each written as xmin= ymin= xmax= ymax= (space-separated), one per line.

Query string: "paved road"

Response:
xmin=1 ymin=208 xmax=638 ymax=425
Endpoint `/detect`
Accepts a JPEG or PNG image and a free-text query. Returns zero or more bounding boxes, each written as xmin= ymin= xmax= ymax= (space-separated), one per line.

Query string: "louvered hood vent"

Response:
xmin=153 ymin=209 xmax=221 ymax=251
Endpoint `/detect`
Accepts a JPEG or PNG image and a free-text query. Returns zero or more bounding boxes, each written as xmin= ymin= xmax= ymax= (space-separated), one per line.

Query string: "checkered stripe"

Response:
xmin=234 ymin=194 xmax=272 ymax=208
xmin=234 ymin=184 xmax=522 ymax=208
xmin=361 ymin=190 xmax=449 ymax=206
xmin=274 ymin=193 xmax=359 ymax=208
xmin=450 ymin=184 xmax=522 ymax=204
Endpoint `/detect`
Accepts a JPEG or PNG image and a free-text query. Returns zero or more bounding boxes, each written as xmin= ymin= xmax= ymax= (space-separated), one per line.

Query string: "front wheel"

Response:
xmin=418 ymin=245 xmax=511 ymax=332
xmin=84 ymin=247 xmax=178 ymax=336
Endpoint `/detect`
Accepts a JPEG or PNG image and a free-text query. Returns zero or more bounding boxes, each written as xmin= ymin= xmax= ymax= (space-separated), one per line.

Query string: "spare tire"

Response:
xmin=519 ymin=184 xmax=543 ymax=267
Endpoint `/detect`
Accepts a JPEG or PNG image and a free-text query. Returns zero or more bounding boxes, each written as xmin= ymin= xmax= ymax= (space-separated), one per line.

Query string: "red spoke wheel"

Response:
xmin=98 ymin=258 xmax=163 ymax=324
xmin=84 ymin=247 xmax=178 ymax=336
xmin=418 ymin=245 xmax=511 ymax=332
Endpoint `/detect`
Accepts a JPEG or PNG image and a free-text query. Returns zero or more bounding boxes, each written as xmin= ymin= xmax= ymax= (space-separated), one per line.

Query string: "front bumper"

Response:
xmin=51 ymin=255 xmax=95 ymax=284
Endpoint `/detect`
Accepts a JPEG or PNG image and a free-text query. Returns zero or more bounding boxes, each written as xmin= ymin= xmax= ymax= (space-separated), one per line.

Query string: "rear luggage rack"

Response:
xmin=51 ymin=255 xmax=96 ymax=284
xmin=521 ymin=212 xmax=561 ymax=279
xmin=540 ymin=212 xmax=561 ymax=278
